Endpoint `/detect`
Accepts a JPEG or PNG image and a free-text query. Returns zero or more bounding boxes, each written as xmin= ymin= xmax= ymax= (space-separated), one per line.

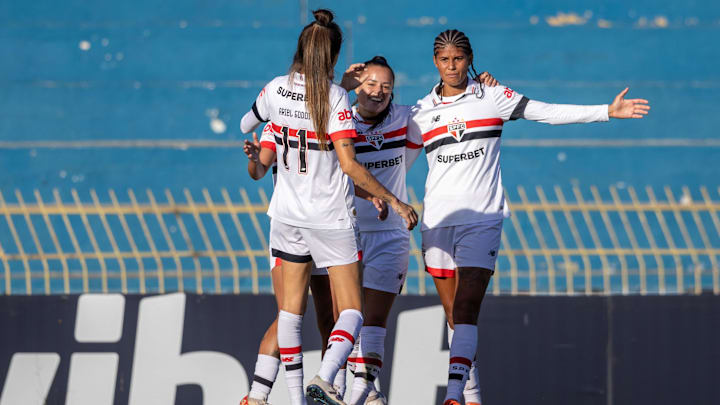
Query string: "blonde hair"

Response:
xmin=289 ymin=9 xmax=342 ymax=150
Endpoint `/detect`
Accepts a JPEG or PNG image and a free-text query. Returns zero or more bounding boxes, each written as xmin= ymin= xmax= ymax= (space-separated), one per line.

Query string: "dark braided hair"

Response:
xmin=433 ymin=29 xmax=483 ymax=100
xmin=360 ymin=56 xmax=395 ymax=131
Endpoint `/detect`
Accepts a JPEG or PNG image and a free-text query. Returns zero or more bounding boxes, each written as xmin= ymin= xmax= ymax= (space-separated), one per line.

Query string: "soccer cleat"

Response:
xmin=306 ymin=375 xmax=346 ymax=405
xmin=365 ymin=390 xmax=387 ymax=405
xmin=443 ymin=400 xmax=461 ymax=405
xmin=240 ymin=395 xmax=270 ymax=405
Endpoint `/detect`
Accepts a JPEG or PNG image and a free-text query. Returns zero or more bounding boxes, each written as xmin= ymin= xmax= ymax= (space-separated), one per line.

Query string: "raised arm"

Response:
xmin=334 ymin=138 xmax=417 ymax=230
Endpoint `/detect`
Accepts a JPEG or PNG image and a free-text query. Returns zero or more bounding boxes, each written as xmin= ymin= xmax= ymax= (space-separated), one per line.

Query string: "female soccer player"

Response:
xmin=338 ymin=57 xmax=497 ymax=405
xmin=240 ymin=9 xmax=418 ymax=405
xmin=240 ymin=123 xmax=340 ymax=405
xmin=406 ymin=29 xmax=650 ymax=405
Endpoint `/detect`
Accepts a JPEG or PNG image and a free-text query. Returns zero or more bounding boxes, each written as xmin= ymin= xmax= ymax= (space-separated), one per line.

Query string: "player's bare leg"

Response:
xmin=278 ymin=260 xmax=313 ymax=405
xmin=310 ymin=275 xmax=335 ymax=355
xmin=348 ymin=287 xmax=396 ymax=404
xmin=442 ymin=267 xmax=491 ymax=405
xmin=307 ymin=262 xmax=363 ymax=405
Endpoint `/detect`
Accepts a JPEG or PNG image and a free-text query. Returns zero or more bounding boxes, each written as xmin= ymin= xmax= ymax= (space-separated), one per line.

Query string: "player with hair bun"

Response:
xmin=407 ymin=29 xmax=650 ymax=405
xmin=241 ymin=9 xmax=418 ymax=405
xmin=239 ymin=122 xmax=339 ymax=405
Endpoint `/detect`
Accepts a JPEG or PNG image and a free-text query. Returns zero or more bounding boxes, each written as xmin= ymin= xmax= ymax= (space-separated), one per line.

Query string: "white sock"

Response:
xmin=317 ymin=309 xmax=363 ymax=383
xmin=448 ymin=322 xmax=483 ymax=403
xmin=249 ymin=354 xmax=280 ymax=400
xmin=464 ymin=361 xmax=483 ymax=404
xmin=333 ymin=364 xmax=347 ymax=398
xmin=278 ymin=310 xmax=305 ymax=405
xmin=349 ymin=326 xmax=386 ymax=405
xmin=444 ymin=324 xmax=477 ymax=402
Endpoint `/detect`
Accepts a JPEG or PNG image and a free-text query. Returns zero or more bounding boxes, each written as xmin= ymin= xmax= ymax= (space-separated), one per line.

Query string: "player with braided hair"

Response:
xmin=406 ymin=29 xmax=650 ymax=405
xmin=337 ymin=55 xmax=498 ymax=405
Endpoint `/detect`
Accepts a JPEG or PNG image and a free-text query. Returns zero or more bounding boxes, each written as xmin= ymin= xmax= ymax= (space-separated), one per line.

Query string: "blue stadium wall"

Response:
xmin=1 ymin=0 xmax=719 ymax=195
xmin=0 ymin=294 xmax=718 ymax=404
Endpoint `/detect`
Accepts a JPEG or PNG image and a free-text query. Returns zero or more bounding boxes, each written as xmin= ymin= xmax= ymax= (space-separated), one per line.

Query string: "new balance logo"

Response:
xmin=281 ymin=356 xmax=295 ymax=362
xmin=489 ymin=250 xmax=496 ymax=257
xmin=431 ymin=115 xmax=441 ymax=123
xmin=329 ymin=337 xmax=346 ymax=343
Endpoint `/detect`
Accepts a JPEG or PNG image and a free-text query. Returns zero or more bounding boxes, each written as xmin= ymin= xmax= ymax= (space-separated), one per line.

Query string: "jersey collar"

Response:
xmin=430 ymin=78 xmax=482 ymax=106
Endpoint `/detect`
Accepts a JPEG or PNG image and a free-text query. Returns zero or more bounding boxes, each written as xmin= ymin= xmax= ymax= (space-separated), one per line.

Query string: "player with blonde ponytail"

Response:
xmin=241 ymin=9 xmax=418 ymax=405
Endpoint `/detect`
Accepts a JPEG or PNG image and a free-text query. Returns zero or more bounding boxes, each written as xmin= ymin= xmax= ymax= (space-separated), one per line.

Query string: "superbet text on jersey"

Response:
xmin=249 ymin=74 xmax=358 ymax=230
xmin=407 ymin=80 xmax=528 ymax=230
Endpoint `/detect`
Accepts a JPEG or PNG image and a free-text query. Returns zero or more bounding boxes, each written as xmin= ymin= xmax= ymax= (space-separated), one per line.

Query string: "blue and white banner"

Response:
xmin=0 ymin=293 xmax=717 ymax=405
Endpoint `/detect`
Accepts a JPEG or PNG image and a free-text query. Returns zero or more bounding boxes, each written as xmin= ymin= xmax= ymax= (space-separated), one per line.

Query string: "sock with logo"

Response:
xmin=317 ymin=309 xmax=363 ymax=384
xmin=447 ymin=323 xmax=483 ymax=403
xmin=278 ymin=310 xmax=305 ymax=405
xmin=444 ymin=323 xmax=477 ymax=402
xmin=348 ymin=326 xmax=386 ymax=405
xmin=333 ymin=363 xmax=347 ymax=398
xmin=248 ymin=354 xmax=280 ymax=400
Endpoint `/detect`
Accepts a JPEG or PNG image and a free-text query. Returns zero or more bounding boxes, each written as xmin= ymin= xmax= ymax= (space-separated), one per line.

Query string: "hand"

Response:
xmin=340 ymin=63 xmax=367 ymax=92
xmin=391 ymin=200 xmax=419 ymax=230
xmin=243 ymin=132 xmax=261 ymax=162
xmin=608 ymin=88 xmax=650 ymax=119
xmin=474 ymin=71 xmax=499 ymax=87
xmin=372 ymin=197 xmax=388 ymax=221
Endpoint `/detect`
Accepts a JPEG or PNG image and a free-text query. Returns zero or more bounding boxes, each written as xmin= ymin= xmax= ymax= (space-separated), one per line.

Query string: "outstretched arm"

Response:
xmin=519 ymin=87 xmax=650 ymax=124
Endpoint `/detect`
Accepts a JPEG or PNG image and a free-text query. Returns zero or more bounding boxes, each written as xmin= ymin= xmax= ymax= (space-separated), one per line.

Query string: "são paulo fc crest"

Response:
xmin=365 ymin=132 xmax=385 ymax=150
xmin=448 ymin=117 xmax=467 ymax=140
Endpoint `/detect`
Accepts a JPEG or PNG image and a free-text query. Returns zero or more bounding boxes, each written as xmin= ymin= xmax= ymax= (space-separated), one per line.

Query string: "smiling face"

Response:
xmin=355 ymin=64 xmax=394 ymax=119
xmin=433 ymin=45 xmax=471 ymax=89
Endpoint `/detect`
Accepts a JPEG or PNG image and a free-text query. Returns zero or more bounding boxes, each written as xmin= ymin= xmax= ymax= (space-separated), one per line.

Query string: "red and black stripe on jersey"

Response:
xmin=270 ymin=122 xmax=355 ymax=151
xmin=354 ymin=127 xmax=408 ymax=154
xmin=422 ymin=118 xmax=504 ymax=153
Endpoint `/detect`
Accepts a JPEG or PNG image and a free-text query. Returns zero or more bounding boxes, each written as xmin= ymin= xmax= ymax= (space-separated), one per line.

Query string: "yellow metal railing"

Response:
xmin=0 ymin=186 xmax=718 ymax=296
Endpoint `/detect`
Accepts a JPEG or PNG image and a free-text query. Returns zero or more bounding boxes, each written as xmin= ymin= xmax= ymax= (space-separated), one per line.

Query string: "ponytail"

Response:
xmin=290 ymin=9 xmax=342 ymax=150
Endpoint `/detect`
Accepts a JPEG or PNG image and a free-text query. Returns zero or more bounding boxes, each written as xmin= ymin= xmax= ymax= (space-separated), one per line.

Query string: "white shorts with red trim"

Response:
xmin=359 ymin=229 xmax=409 ymax=294
xmin=421 ymin=219 xmax=503 ymax=278
xmin=270 ymin=219 xmax=360 ymax=269
xmin=269 ymin=251 xmax=328 ymax=276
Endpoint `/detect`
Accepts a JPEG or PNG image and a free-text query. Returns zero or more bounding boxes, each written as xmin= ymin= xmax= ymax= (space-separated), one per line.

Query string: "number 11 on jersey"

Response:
xmin=280 ymin=126 xmax=308 ymax=174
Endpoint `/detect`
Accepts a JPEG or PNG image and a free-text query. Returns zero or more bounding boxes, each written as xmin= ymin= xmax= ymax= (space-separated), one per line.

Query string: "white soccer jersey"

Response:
xmin=408 ymin=79 xmax=608 ymax=230
xmin=245 ymin=74 xmax=359 ymax=230
xmin=352 ymin=104 xmax=421 ymax=231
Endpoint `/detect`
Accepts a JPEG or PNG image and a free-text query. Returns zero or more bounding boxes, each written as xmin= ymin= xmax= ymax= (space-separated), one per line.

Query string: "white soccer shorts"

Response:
xmin=358 ymin=229 xmax=410 ymax=294
xmin=270 ymin=220 xmax=360 ymax=269
xmin=269 ymin=251 xmax=328 ymax=276
xmin=421 ymin=219 xmax=503 ymax=278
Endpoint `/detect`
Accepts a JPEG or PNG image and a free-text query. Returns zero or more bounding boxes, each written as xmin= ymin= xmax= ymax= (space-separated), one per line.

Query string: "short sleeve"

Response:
xmin=406 ymin=104 xmax=424 ymax=149
xmin=259 ymin=123 xmax=276 ymax=152
xmin=487 ymin=85 xmax=529 ymax=121
xmin=240 ymin=84 xmax=272 ymax=133
xmin=327 ymin=89 xmax=357 ymax=142
xmin=405 ymin=103 xmax=424 ymax=170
